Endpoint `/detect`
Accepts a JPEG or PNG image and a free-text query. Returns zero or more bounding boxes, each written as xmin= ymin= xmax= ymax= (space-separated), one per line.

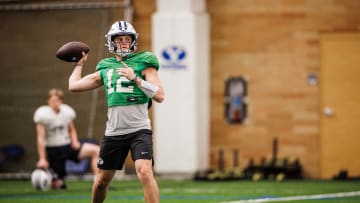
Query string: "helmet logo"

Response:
xmin=118 ymin=21 xmax=128 ymax=31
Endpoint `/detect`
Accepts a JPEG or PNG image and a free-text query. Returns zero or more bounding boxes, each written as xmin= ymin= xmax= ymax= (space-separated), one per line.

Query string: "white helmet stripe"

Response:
xmin=118 ymin=21 xmax=128 ymax=31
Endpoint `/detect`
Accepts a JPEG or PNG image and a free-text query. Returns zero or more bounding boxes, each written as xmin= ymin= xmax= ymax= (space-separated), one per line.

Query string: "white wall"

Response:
xmin=152 ymin=0 xmax=210 ymax=174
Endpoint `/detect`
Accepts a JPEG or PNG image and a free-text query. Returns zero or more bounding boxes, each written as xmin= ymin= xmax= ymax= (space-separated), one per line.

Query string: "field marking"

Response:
xmin=220 ymin=191 xmax=360 ymax=203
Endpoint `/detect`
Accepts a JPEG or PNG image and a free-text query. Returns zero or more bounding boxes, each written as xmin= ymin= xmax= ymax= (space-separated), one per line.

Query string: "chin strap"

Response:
xmin=115 ymin=49 xmax=132 ymax=57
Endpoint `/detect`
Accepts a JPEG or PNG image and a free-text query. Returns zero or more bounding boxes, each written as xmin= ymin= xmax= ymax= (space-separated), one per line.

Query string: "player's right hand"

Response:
xmin=36 ymin=159 xmax=49 ymax=169
xmin=76 ymin=51 xmax=88 ymax=66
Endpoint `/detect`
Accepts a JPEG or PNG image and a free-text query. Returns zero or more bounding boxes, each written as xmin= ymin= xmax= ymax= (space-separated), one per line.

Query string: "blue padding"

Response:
xmin=65 ymin=159 xmax=90 ymax=175
xmin=0 ymin=145 xmax=25 ymax=159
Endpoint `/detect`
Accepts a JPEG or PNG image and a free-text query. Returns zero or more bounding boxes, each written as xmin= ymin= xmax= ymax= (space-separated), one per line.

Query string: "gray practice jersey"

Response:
xmin=105 ymin=103 xmax=151 ymax=136
xmin=33 ymin=104 xmax=76 ymax=147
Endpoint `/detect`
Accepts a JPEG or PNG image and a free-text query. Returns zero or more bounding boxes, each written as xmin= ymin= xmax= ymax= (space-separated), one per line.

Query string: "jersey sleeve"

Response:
xmin=143 ymin=52 xmax=159 ymax=71
xmin=33 ymin=107 xmax=45 ymax=124
xmin=96 ymin=59 xmax=110 ymax=85
xmin=62 ymin=104 xmax=76 ymax=120
xmin=96 ymin=59 xmax=107 ymax=71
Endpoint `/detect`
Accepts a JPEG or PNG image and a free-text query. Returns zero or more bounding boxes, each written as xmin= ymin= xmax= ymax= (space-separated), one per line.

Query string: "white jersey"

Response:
xmin=33 ymin=104 xmax=76 ymax=147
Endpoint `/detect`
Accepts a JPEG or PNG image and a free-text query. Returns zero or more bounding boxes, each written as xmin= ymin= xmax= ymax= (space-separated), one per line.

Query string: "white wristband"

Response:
xmin=139 ymin=79 xmax=159 ymax=98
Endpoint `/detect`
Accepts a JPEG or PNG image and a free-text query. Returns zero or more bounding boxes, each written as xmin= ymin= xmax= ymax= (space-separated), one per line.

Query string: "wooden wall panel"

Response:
xmin=207 ymin=0 xmax=360 ymax=178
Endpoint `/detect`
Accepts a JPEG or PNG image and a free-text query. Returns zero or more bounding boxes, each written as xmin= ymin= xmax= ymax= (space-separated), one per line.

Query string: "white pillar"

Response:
xmin=152 ymin=0 xmax=210 ymax=175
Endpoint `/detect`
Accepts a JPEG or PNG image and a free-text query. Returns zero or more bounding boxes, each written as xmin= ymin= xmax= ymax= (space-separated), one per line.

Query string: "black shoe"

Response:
xmin=60 ymin=183 xmax=67 ymax=190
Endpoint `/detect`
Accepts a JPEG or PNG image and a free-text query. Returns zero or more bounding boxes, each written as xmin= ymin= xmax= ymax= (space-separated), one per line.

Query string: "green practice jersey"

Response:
xmin=96 ymin=51 xmax=159 ymax=107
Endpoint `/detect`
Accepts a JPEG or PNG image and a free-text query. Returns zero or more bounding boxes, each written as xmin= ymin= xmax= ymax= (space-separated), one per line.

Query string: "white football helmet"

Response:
xmin=105 ymin=21 xmax=138 ymax=56
xmin=31 ymin=169 xmax=52 ymax=191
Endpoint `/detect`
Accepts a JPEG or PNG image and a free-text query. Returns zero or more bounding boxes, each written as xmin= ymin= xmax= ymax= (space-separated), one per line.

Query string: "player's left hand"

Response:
xmin=117 ymin=61 xmax=136 ymax=81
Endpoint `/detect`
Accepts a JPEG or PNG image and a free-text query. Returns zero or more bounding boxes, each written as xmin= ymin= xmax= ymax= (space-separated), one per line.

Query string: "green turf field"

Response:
xmin=0 ymin=179 xmax=359 ymax=203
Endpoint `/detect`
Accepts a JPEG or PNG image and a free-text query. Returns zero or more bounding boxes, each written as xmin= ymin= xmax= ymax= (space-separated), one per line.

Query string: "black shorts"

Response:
xmin=46 ymin=144 xmax=81 ymax=180
xmin=97 ymin=129 xmax=153 ymax=170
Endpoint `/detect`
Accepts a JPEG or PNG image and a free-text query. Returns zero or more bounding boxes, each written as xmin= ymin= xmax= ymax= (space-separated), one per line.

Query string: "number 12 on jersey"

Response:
xmin=106 ymin=69 xmax=134 ymax=94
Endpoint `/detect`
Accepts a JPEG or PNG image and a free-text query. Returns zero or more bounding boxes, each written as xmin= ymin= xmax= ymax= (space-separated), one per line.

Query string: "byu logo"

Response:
xmin=161 ymin=45 xmax=187 ymax=69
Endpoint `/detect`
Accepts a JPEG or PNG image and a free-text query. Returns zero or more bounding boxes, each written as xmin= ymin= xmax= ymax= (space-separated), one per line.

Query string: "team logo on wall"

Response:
xmin=160 ymin=45 xmax=187 ymax=69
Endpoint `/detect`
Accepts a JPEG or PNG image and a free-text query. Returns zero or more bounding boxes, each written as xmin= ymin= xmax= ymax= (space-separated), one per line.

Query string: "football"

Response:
xmin=31 ymin=169 xmax=52 ymax=191
xmin=56 ymin=41 xmax=90 ymax=62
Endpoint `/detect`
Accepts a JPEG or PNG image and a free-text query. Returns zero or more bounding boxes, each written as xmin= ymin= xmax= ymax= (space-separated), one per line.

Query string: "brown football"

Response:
xmin=56 ymin=41 xmax=90 ymax=62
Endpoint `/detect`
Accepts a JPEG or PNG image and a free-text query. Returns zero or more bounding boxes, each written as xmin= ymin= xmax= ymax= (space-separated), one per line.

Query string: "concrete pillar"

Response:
xmin=152 ymin=0 xmax=210 ymax=175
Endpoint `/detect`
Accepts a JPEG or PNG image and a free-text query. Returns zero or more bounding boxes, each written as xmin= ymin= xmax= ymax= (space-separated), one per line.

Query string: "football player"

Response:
xmin=68 ymin=21 xmax=164 ymax=203
xmin=34 ymin=88 xmax=100 ymax=189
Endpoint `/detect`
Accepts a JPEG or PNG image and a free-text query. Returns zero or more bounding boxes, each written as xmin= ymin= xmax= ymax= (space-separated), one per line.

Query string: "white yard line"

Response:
xmin=220 ymin=191 xmax=360 ymax=203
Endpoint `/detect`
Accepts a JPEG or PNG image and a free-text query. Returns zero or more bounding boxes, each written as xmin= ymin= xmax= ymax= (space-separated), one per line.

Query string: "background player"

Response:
xmin=34 ymin=88 xmax=100 ymax=189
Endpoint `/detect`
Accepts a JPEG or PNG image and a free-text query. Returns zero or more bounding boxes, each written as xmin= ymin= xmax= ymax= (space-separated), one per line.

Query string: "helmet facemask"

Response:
xmin=110 ymin=35 xmax=136 ymax=57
